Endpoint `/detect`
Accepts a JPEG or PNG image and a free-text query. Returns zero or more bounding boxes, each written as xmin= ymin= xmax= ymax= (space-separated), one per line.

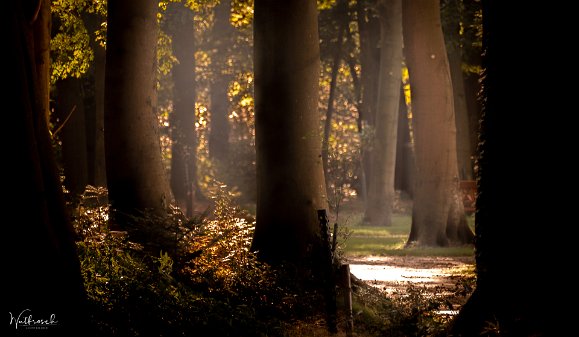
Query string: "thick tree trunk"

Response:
xmin=7 ymin=1 xmax=86 ymax=333
xmin=208 ymin=0 xmax=233 ymax=165
xmin=33 ymin=0 xmax=50 ymax=125
xmin=252 ymin=0 xmax=327 ymax=264
xmin=403 ymin=0 xmax=472 ymax=246
xmin=363 ymin=0 xmax=403 ymax=227
xmin=55 ymin=77 xmax=89 ymax=196
xmin=105 ymin=0 xmax=172 ymax=220
xmin=448 ymin=1 xmax=562 ymax=334
xmin=167 ymin=3 xmax=198 ymax=216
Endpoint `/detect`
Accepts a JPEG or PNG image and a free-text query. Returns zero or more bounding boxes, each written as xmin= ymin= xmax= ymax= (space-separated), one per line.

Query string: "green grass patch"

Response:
xmin=338 ymin=213 xmax=475 ymax=257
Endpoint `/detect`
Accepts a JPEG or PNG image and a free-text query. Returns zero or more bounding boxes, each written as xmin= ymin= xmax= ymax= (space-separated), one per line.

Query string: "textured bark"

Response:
xmin=55 ymin=77 xmax=89 ymax=195
xmin=403 ymin=0 xmax=472 ymax=246
xmin=167 ymin=3 xmax=198 ymax=216
xmin=104 ymin=0 xmax=172 ymax=219
xmin=6 ymin=1 xmax=86 ymax=333
xmin=363 ymin=0 xmax=403 ymax=227
xmin=252 ymin=0 xmax=328 ymax=263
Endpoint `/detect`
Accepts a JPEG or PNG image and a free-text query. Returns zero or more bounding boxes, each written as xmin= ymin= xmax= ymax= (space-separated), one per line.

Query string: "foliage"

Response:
xmin=72 ymin=185 xmax=324 ymax=336
xmin=51 ymin=0 xmax=106 ymax=83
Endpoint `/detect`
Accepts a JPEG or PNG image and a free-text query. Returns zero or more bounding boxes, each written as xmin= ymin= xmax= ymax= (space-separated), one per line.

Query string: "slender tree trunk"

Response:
xmin=449 ymin=50 xmax=474 ymax=180
xmin=7 ymin=1 xmax=86 ymax=332
xmin=105 ymin=0 xmax=172 ymax=220
xmin=167 ymin=3 xmax=198 ymax=216
xmin=322 ymin=0 xmax=347 ymax=202
xmin=55 ymin=77 xmax=89 ymax=196
xmin=363 ymin=0 xmax=403 ymax=226
xmin=403 ymin=0 xmax=472 ymax=246
xmin=208 ymin=0 xmax=233 ymax=165
xmin=252 ymin=0 xmax=328 ymax=264
xmin=443 ymin=0 xmax=474 ymax=180
xmin=357 ymin=0 xmax=381 ymax=201
xmin=84 ymin=12 xmax=107 ymax=187
xmin=394 ymin=85 xmax=414 ymax=197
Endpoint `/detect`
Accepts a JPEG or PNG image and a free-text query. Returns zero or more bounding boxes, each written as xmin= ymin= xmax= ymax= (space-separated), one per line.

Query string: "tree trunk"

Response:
xmin=363 ymin=0 xmax=403 ymax=227
xmin=252 ymin=0 xmax=328 ymax=264
xmin=357 ymin=0 xmax=381 ymax=201
xmin=394 ymin=85 xmax=414 ymax=197
xmin=84 ymin=12 xmax=107 ymax=187
xmin=104 ymin=0 xmax=172 ymax=220
xmin=167 ymin=3 xmax=198 ymax=216
xmin=403 ymin=0 xmax=472 ymax=246
xmin=443 ymin=0 xmax=474 ymax=180
xmin=321 ymin=0 xmax=347 ymax=203
xmin=7 ymin=1 xmax=86 ymax=332
xmin=208 ymin=0 xmax=233 ymax=165
xmin=55 ymin=77 xmax=89 ymax=196
xmin=448 ymin=1 xmax=562 ymax=334
xmin=33 ymin=0 xmax=50 ymax=125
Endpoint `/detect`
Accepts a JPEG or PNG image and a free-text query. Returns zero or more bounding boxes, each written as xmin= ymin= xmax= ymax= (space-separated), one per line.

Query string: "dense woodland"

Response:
xmin=4 ymin=0 xmax=566 ymax=336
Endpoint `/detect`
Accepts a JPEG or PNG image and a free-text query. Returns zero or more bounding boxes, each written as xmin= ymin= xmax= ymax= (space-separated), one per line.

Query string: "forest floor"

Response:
xmin=346 ymin=255 xmax=475 ymax=295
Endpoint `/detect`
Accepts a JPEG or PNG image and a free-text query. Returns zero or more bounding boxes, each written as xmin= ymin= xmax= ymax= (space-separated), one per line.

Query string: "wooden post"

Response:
xmin=318 ymin=209 xmax=338 ymax=334
xmin=342 ymin=264 xmax=354 ymax=336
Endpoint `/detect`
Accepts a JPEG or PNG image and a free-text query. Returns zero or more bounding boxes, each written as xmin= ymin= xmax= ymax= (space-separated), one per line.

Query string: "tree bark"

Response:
xmin=403 ymin=0 xmax=472 ymax=246
xmin=84 ymin=12 xmax=107 ymax=187
xmin=6 ymin=1 xmax=86 ymax=333
xmin=394 ymin=85 xmax=414 ymax=197
xmin=167 ymin=3 xmax=198 ymax=217
xmin=208 ymin=0 xmax=233 ymax=165
xmin=104 ymin=0 xmax=173 ymax=220
xmin=443 ymin=0 xmax=474 ymax=180
xmin=357 ymin=0 xmax=381 ymax=201
xmin=363 ymin=0 xmax=403 ymax=227
xmin=448 ymin=1 xmax=562 ymax=334
xmin=321 ymin=0 xmax=347 ymax=202
xmin=252 ymin=0 xmax=328 ymax=264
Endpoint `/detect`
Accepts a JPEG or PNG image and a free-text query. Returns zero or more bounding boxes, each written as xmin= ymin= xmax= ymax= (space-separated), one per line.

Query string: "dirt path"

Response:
xmin=345 ymin=255 xmax=475 ymax=295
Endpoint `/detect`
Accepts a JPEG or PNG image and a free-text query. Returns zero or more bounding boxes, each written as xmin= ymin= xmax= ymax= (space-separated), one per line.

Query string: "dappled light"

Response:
xmin=19 ymin=0 xmax=561 ymax=335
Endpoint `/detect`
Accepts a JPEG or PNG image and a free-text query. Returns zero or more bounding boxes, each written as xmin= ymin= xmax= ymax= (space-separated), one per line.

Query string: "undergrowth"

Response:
xmin=71 ymin=185 xmax=475 ymax=337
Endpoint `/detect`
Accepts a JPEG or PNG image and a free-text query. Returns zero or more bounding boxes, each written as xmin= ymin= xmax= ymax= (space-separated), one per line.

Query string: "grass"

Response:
xmin=333 ymin=205 xmax=475 ymax=257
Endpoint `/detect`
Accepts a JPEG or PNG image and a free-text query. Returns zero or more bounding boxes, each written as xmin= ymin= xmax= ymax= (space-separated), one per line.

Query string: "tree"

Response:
xmin=104 ymin=0 xmax=173 ymax=223
xmin=166 ymin=2 xmax=198 ymax=217
xmin=208 ymin=0 xmax=234 ymax=165
xmin=356 ymin=0 xmax=381 ymax=202
xmin=402 ymin=0 xmax=473 ymax=246
xmin=251 ymin=0 xmax=328 ymax=263
xmin=84 ymin=10 xmax=107 ymax=187
xmin=6 ymin=0 xmax=85 ymax=333
xmin=363 ymin=0 xmax=403 ymax=226
xmin=54 ymin=77 xmax=90 ymax=196
xmin=442 ymin=0 xmax=474 ymax=180
xmin=447 ymin=1 xmax=564 ymax=335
